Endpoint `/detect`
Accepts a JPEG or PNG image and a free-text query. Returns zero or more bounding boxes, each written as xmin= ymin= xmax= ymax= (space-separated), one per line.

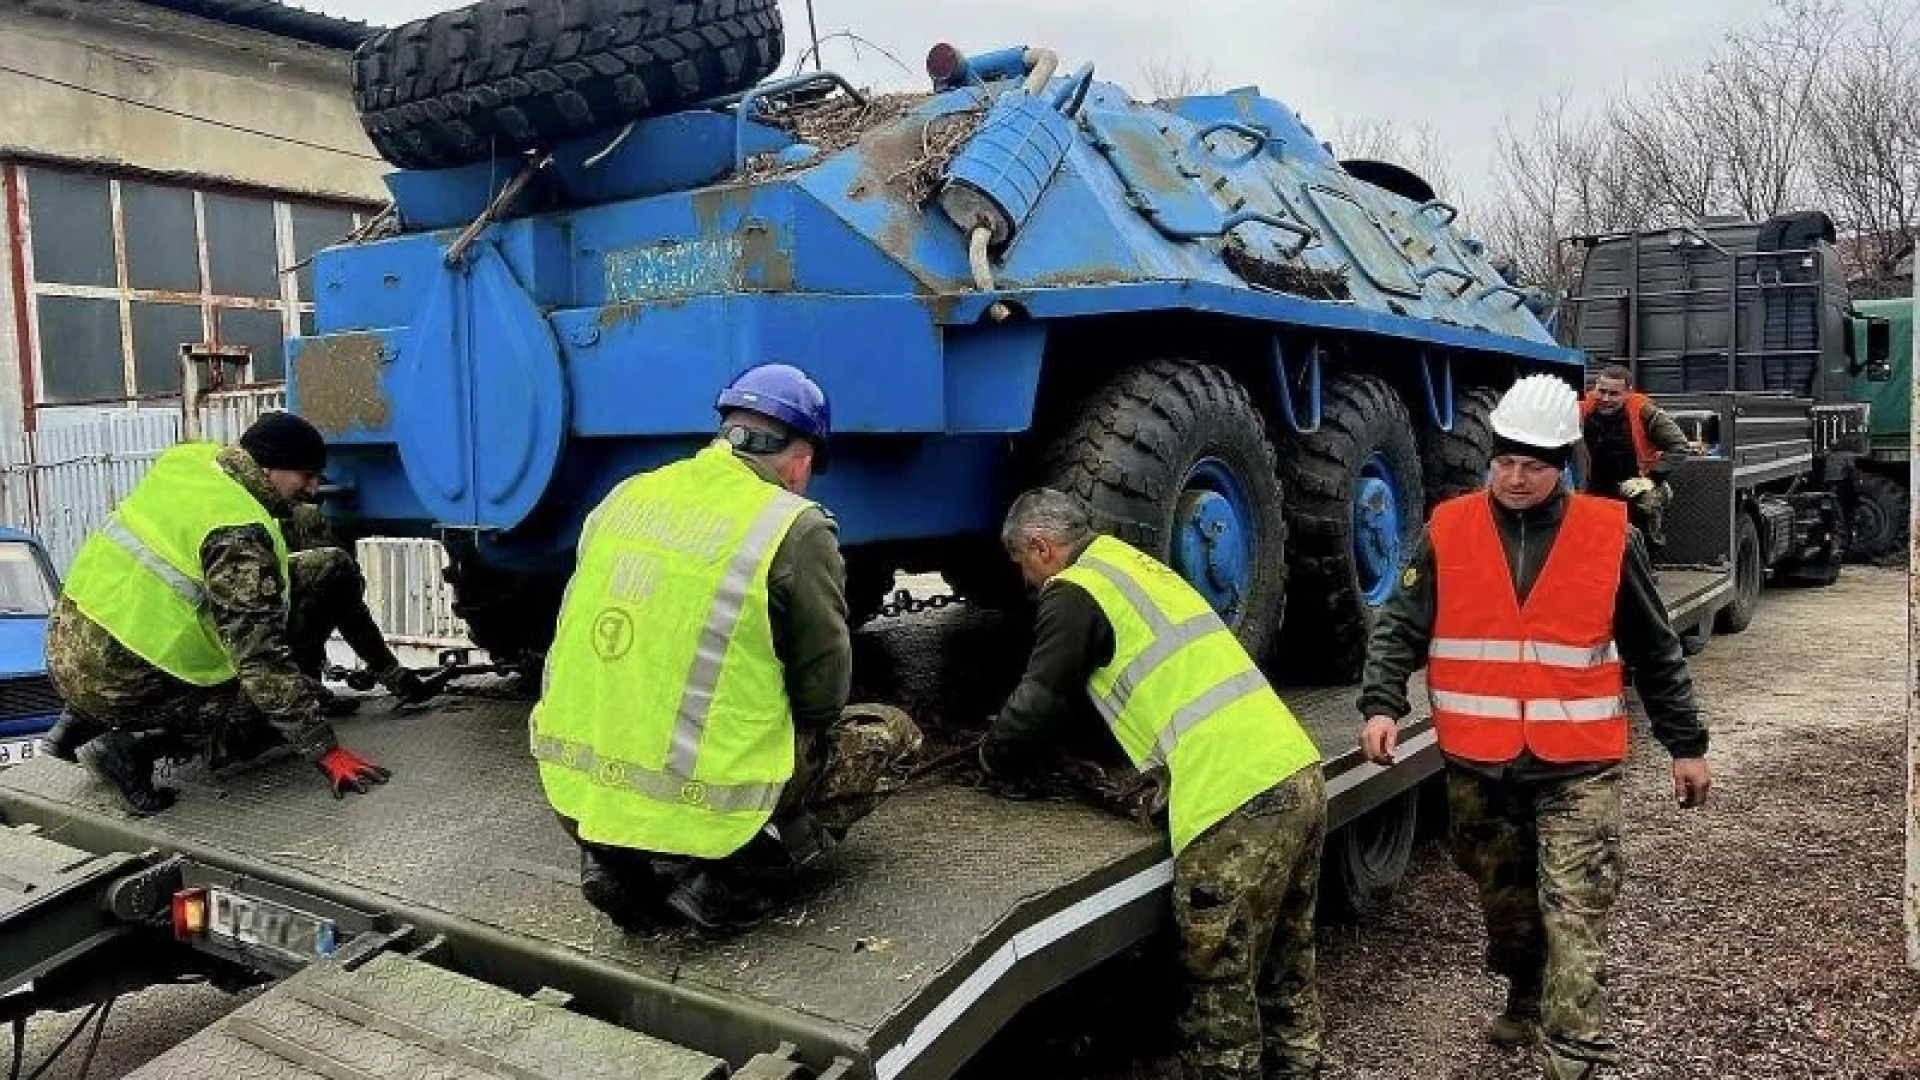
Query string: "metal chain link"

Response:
xmin=872 ymin=587 xmax=965 ymax=620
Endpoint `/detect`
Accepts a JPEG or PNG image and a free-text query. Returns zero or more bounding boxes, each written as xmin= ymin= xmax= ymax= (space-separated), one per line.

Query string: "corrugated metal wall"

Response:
xmin=0 ymin=393 xmax=471 ymax=651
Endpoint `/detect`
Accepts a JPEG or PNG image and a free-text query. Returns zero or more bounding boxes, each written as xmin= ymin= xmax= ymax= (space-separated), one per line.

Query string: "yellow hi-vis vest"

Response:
xmin=531 ymin=444 xmax=815 ymax=859
xmin=1054 ymin=535 xmax=1321 ymax=854
xmin=61 ymin=442 xmax=289 ymax=686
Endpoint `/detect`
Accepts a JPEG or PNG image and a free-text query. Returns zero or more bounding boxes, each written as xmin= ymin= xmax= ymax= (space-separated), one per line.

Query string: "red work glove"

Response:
xmin=315 ymin=747 xmax=392 ymax=799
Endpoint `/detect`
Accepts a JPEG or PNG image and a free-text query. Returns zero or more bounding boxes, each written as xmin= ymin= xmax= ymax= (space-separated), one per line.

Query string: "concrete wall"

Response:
xmin=0 ymin=0 xmax=389 ymax=204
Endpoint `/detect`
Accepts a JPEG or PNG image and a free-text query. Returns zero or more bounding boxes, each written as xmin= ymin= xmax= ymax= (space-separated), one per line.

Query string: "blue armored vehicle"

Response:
xmin=296 ymin=18 xmax=1581 ymax=684
xmin=0 ymin=7 xmax=1744 ymax=1078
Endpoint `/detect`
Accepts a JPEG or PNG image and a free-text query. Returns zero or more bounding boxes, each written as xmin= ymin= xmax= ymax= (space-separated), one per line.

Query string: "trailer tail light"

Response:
xmin=172 ymin=888 xmax=208 ymax=939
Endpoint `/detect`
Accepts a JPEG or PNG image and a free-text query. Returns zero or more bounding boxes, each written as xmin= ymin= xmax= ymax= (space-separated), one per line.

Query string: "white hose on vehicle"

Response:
xmin=969 ymin=226 xmax=1013 ymax=322
xmin=1021 ymin=48 xmax=1058 ymax=95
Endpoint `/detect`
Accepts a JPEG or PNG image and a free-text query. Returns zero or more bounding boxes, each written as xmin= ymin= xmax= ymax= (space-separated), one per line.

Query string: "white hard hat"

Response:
xmin=1489 ymin=373 xmax=1580 ymax=451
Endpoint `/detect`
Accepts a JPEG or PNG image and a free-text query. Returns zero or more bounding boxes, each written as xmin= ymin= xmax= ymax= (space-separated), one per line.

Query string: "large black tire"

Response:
xmin=1847 ymin=471 xmax=1908 ymax=562
xmin=844 ymin=556 xmax=895 ymax=629
xmin=1036 ymin=360 xmax=1289 ymax=659
xmin=442 ymin=548 xmax=566 ymax=685
xmin=1279 ymin=374 xmax=1425 ymax=683
xmin=353 ymin=0 xmax=785 ymax=171
xmin=1321 ymin=791 xmax=1418 ymax=924
xmin=1418 ymin=385 xmax=1500 ymax=506
xmin=1715 ymin=511 xmax=1762 ymax=634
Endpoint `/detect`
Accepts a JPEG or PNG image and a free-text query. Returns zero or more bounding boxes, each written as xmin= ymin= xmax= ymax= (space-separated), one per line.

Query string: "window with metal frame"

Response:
xmin=10 ymin=164 xmax=374 ymax=408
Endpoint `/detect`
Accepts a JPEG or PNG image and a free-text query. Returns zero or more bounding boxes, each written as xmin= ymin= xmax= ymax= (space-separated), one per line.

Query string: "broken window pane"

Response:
xmin=218 ymin=307 xmax=287 ymax=382
xmin=203 ymin=193 xmax=278 ymax=298
xmin=291 ymin=204 xmax=356 ymax=301
xmin=36 ymin=296 xmax=125 ymax=403
xmin=25 ymin=169 xmax=114 ymax=288
xmin=129 ymin=302 xmax=205 ymax=396
xmin=122 ymin=182 xmax=201 ymax=293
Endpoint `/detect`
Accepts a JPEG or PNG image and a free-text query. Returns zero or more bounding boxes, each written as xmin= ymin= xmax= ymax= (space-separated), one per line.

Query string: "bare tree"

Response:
xmin=1480 ymin=95 xmax=1649 ymax=296
xmin=1808 ymin=0 xmax=1920 ymax=287
xmin=1328 ymin=117 xmax=1461 ymax=200
xmin=1137 ymin=55 xmax=1219 ymax=101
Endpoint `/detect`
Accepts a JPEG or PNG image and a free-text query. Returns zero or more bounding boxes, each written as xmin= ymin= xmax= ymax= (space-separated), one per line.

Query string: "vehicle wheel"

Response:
xmin=1321 ymin=790 xmax=1418 ymax=924
xmin=1278 ymin=374 xmax=1425 ymax=682
xmin=940 ymin=543 xmax=1030 ymax=612
xmin=1715 ymin=511 xmax=1762 ymax=634
xmin=1418 ymin=384 xmax=1500 ymax=506
xmin=442 ymin=545 xmax=565 ymax=685
xmin=353 ymin=0 xmax=785 ymax=171
xmin=1034 ymin=359 xmax=1289 ymax=658
xmin=1846 ymin=471 xmax=1907 ymax=562
xmin=845 ymin=556 xmax=895 ymax=628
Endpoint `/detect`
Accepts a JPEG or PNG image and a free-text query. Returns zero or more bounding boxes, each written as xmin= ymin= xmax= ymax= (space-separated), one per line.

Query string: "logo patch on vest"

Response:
xmin=591 ymin=609 xmax=635 ymax=661
xmin=678 ymin=781 xmax=707 ymax=806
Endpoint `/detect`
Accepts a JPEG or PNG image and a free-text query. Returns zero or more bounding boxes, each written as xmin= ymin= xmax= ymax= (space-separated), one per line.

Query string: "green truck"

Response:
xmin=1847 ymin=295 xmax=1912 ymax=560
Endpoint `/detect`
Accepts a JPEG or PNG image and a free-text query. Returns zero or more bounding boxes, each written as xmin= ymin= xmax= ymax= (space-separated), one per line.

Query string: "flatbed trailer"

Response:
xmin=0 ymin=561 xmax=1733 ymax=1080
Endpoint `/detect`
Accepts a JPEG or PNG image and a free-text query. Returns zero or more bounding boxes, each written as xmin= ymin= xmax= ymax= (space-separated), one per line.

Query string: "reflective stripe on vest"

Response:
xmin=531 ymin=444 xmax=812 ymax=860
xmin=60 ymin=442 xmax=288 ymax=686
xmin=1055 ymin=535 xmax=1319 ymax=855
xmin=1425 ymin=492 xmax=1630 ymax=764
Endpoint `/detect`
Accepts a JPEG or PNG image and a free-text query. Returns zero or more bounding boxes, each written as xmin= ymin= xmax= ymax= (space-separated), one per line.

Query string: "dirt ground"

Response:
xmin=967 ymin=566 xmax=1920 ymax=1080
xmin=15 ymin=568 xmax=1920 ymax=1078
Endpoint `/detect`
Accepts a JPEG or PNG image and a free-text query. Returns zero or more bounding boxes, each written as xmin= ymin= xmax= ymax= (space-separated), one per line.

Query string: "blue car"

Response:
xmin=0 ymin=527 xmax=62 ymax=767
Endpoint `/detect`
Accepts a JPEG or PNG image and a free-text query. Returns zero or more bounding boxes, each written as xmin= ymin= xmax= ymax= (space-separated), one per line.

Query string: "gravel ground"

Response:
xmin=13 ymin=569 xmax=1917 ymax=1078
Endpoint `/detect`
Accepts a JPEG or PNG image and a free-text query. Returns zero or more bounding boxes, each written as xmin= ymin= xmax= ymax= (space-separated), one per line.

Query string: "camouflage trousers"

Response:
xmin=1174 ymin=765 xmax=1328 ymax=1080
xmin=1448 ymin=764 xmax=1625 ymax=1072
xmin=572 ymin=703 xmax=924 ymax=883
xmin=50 ymin=547 xmax=394 ymax=750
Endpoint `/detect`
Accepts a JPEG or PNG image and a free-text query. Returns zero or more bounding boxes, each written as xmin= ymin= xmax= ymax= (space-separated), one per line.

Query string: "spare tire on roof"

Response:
xmin=352 ymin=0 xmax=785 ymax=171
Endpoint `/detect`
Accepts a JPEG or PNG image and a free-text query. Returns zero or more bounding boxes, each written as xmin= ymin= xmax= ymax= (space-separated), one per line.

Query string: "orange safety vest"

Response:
xmin=1426 ymin=491 xmax=1630 ymax=765
xmin=1580 ymin=391 xmax=1659 ymax=475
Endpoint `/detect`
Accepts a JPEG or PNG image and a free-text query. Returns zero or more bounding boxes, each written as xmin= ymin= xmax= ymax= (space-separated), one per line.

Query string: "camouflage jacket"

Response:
xmin=46 ymin=446 xmax=336 ymax=759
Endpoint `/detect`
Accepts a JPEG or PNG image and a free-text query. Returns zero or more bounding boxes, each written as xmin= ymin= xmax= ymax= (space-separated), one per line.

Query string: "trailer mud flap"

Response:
xmin=0 ymin=824 xmax=145 ymax=998
xmin=125 ymin=949 xmax=733 ymax=1080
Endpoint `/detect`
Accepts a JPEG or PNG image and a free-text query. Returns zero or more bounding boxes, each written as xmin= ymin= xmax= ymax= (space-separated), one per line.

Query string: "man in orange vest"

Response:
xmin=1579 ymin=365 xmax=1690 ymax=553
xmin=1356 ymin=375 xmax=1712 ymax=1080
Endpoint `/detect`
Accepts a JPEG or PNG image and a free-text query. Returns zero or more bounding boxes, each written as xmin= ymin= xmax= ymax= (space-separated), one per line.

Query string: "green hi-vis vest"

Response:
xmin=531 ymin=444 xmax=815 ymax=859
xmin=62 ymin=442 xmax=289 ymax=686
xmin=1054 ymin=535 xmax=1321 ymax=854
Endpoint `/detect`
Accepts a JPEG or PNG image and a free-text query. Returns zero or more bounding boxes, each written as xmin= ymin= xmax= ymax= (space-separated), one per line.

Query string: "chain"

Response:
xmin=872 ymin=587 xmax=965 ymax=620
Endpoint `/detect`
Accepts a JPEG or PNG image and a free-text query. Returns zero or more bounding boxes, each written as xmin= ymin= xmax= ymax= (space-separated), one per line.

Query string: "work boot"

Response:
xmin=208 ymin=719 xmax=288 ymax=771
xmin=1543 ymin=1052 xmax=1600 ymax=1080
xmin=666 ymin=866 xmax=776 ymax=932
xmin=78 ymin=730 xmax=177 ymax=816
xmin=40 ymin=710 xmax=106 ymax=763
xmin=1487 ymin=979 xmax=1542 ymax=1048
xmin=579 ymin=849 xmax=667 ymax=933
xmin=315 ymin=685 xmax=361 ymax=718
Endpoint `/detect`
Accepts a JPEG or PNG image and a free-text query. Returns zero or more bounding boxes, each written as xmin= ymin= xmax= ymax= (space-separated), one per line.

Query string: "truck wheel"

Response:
xmin=1846 ymin=471 xmax=1907 ymax=562
xmin=1418 ymin=385 xmax=1500 ymax=505
xmin=353 ymin=0 xmax=785 ymax=171
xmin=1322 ymin=790 xmax=1418 ymax=924
xmin=1279 ymin=374 xmax=1424 ymax=682
xmin=1035 ymin=360 xmax=1288 ymax=658
xmin=1715 ymin=512 xmax=1762 ymax=634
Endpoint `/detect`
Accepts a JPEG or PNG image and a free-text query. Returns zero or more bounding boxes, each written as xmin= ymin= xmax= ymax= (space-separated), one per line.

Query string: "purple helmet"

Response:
xmin=715 ymin=363 xmax=832 ymax=464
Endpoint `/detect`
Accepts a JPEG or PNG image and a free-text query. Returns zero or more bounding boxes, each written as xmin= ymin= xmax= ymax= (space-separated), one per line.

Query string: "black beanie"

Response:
xmin=240 ymin=411 xmax=327 ymax=473
xmin=1492 ymin=434 xmax=1572 ymax=471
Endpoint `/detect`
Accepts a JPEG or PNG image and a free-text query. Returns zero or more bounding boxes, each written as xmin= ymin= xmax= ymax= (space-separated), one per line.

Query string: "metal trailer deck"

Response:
xmin=0 ymin=571 xmax=1725 ymax=1079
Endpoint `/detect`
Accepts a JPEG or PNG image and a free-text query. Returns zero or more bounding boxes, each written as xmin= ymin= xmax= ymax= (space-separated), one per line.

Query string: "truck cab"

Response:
xmin=0 ymin=529 xmax=63 ymax=768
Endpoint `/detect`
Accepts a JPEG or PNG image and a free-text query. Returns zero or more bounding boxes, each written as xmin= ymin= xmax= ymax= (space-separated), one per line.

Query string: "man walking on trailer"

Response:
xmin=1580 ymin=364 xmax=1691 ymax=554
xmin=1358 ymin=374 xmax=1712 ymax=1080
xmin=980 ymin=488 xmax=1328 ymax=1080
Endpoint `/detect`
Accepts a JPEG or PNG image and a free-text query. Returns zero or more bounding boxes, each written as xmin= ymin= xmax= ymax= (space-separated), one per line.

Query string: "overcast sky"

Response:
xmin=305 ymin=0 xmax=1859 ymax=206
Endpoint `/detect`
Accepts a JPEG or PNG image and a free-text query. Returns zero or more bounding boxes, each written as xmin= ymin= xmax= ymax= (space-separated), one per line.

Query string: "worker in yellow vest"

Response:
xmin=46 ymin=412 xmax=394 ymax=815
xmin=979 ymin=488 xmax=1328 ymax=1080
xmin=532 ymin=364 xmax=923 ymax=932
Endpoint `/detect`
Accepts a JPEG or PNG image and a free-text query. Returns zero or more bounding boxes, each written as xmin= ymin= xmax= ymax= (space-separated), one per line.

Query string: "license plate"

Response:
xmin=0 ymin=736 xmax=39 ymax=768
xmin=207 ymin=888 xmax=338 ymax=963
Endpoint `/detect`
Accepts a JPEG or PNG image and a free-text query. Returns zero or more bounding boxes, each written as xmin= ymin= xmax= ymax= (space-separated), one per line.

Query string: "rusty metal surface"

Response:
xmin=292 ymin=332 xmax=389 ymax=435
